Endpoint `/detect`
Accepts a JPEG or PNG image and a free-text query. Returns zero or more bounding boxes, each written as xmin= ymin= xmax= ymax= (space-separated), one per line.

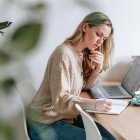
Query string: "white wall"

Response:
xmin=2 ymin=0 xmax=140 ymax=88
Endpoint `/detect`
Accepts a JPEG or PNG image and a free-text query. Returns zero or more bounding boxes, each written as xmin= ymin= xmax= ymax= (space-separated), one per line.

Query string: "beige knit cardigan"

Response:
xmin=28 ymin=43 xmax=101 ymax=124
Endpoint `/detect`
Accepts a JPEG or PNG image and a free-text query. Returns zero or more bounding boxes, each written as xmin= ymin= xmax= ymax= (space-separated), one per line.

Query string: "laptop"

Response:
xmin=90 ymin=56 xmax=140 ymax=99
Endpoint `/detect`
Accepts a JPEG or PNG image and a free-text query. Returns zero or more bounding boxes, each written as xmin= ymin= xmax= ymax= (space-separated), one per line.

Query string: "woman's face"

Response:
xmin=82 ymin=24 xmax=111 ymax=51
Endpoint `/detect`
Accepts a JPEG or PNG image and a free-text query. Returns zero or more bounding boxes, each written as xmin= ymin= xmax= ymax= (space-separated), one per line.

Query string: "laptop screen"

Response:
xmin=122 ymin=56 xmax=140 ymax=95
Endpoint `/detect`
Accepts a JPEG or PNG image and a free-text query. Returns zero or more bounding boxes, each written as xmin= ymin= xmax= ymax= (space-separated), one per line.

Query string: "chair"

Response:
xmin=16 ymin=80 xmax=36 ymax=140
xmin=75 ymin=104 xmax=102 ymax=140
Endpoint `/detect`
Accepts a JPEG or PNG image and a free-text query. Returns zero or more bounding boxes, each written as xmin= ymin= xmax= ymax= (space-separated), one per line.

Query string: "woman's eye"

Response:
xmin=96 ymin=33 xmax=100 ymax=36
xmin=96 ymin=33 xmax=101 ymax=37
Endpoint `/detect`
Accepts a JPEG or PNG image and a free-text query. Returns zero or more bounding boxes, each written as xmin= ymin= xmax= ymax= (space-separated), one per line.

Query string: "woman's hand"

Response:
xmin=95 ymin=100 xmax=112 ymax=112
xmin=89 ymin=49 xmax=104 ymax=73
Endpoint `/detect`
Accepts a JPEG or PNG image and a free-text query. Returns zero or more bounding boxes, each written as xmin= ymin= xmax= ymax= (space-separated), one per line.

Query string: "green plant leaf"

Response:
xmin=0 ymin=21 xmax=12 ymax=35
xmin=0 ymin=121 xmax=15 ymax=140
xmin=0 ymin=78 xmax=16 ymax=94
xmin=0 ymin=21 xmax=12 ymax=30
xmin=27 ymin=2 xmax=46 ymax=11
xmin=10 ymin=22 xmax=43 ymax=54
xmin=0 ymin=50 xmax=11 ymax=64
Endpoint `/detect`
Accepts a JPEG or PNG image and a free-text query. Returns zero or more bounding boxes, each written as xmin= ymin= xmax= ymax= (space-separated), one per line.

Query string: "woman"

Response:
xmin=27 ymin=12 xmax=116 ymax=140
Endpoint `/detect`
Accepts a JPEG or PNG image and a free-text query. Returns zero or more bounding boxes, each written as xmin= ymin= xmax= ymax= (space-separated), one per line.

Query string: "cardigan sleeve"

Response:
xmin=50 ymin=55 xmax=97 ymax=117
xmin=83 ymin=70 xmax=102 ymax=89
xmin=50 ymin=55 xmax=75 ymax=115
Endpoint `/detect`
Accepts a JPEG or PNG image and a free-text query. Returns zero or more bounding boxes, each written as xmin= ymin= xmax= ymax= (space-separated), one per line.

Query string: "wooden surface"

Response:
xmin=80 ymin=81 xmax=140 ymax=140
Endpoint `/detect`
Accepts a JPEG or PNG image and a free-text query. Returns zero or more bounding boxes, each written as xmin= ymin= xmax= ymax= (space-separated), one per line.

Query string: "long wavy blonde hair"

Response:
xmin=64 ymin=12 xmax=114 ymax=80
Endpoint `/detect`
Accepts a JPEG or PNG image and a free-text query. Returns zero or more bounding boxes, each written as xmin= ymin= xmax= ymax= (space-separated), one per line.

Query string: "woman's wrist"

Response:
xmin=95 ymin=64 xmax=103 ymax=73
xmin=95 ymin=102 xmax=97 ymax=110
xmin=94 ymin=100 xmax=98 ymax=110
xmin=95 ymin=68 xmax=103 ymax=73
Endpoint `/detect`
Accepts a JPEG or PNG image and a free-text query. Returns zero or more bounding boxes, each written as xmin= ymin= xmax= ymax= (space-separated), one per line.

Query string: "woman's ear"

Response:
xmin=82 ymin=23 xmax=89 ymax=32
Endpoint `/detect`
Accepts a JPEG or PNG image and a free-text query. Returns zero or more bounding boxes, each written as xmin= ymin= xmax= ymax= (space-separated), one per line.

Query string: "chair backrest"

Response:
xmin=16 ymin=80 xmax=36 ymax=107
xmin=75 ymin=104 xmax=102 ymax=140
xmin=16 ymin=80 xmax=36 ymax=140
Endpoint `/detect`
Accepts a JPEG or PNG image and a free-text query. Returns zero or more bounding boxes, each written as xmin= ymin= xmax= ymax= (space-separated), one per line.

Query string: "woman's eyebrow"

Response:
xmin=97 ymin=30 xmax=108 ymax=39
xmin=101 ymin=32 xmax=109 ymax=38
xmin=97 ymin=31 xmax=103 ymax=36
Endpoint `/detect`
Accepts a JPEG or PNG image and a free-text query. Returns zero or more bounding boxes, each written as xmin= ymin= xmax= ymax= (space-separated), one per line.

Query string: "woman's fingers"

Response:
xmin=89 ymin=51 xmax=103 ymax=58
xmin=89 ymin=57 xmax=102 ymax=64
xmin=103 ymin=102 xmax=112 ymax=111
xmin=96 ymin=100 xmax=112 ymax=112
xmin=89 ymin=51 xmax=104 ymax=64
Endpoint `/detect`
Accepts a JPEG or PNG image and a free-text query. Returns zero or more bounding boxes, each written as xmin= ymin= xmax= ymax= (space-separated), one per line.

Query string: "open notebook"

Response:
xmin=86 ymin=99 xmax=131 ymax=115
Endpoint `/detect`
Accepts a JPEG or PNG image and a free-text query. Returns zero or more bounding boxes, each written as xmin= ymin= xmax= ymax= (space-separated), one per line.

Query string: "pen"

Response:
xmin=97 ymin=88 xmax=106 ymax=100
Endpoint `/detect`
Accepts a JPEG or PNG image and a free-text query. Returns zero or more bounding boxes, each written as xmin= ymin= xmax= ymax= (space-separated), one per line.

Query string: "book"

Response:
xmin=86 ymin=99 xmax=131 ymax=115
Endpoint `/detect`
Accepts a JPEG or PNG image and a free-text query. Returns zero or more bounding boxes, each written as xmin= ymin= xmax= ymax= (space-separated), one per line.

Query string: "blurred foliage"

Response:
xmin=26 ymin=2 xmax=47 ymax=12
xmin=0 ymin=21 xmax=12 ymax=35
xmin=0 ymin=50 xmax=11 ymax=64
xmin=0 ymin=22 xmax=43 ymax=64
xmin=11 ymin=22 xmax=42 ymax=54
xmin=0 ymin=121 xmax=15 ymax=140
xmin=0 ymin=78 xmax=16 ymax=94
xmin=0 ymin=1 xmax=46 ymax=93
xmin=0 ymin=1 xmax=47 ymax=140
xmin=76 ymin=0 xmax=98 ymax=11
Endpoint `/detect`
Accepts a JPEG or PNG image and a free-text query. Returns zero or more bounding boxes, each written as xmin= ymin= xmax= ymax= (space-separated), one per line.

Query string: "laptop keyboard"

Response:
xmin=103 ymin=86 xmax=124 ymax=96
